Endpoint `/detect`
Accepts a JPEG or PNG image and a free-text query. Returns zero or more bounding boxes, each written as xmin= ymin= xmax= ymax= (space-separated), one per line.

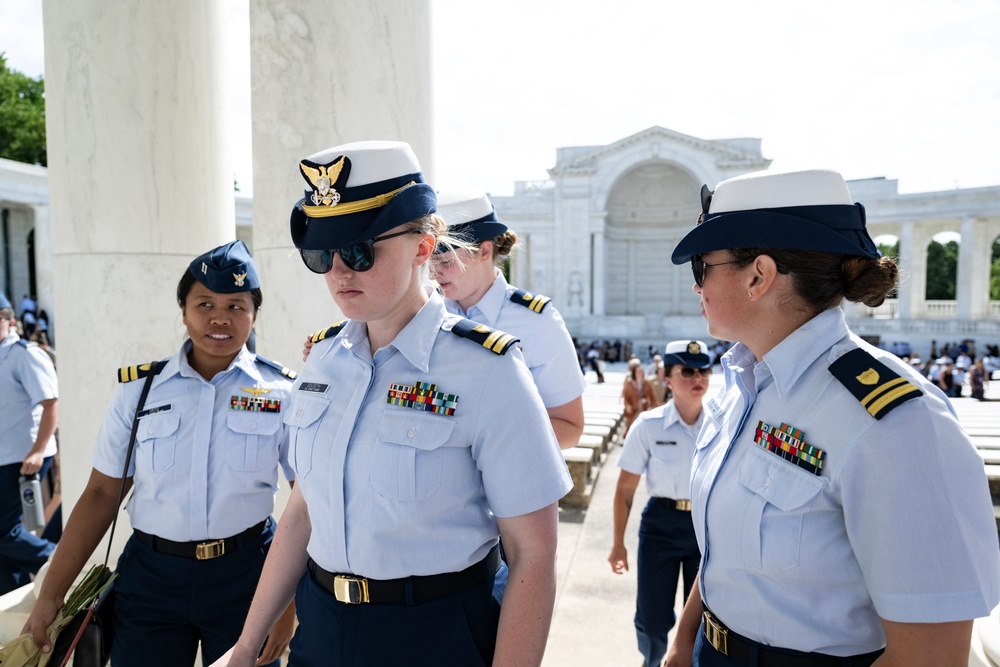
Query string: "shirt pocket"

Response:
xmin=136 ymin=412 xmax=180 ymax=474
xmin=283 ymin=395 xmax=330 ymax=479
xmin=226 ymin=411 xmax=282 ymax=472
xmin=737 ymin=445 xmax=825 ymax=572
xmin=370 ymin=410 xmax=456 ymax=502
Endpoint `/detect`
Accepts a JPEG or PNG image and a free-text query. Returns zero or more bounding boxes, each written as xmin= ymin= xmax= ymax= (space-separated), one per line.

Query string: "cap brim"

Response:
xmin=662 ymin=353 xmax=711 ymax=368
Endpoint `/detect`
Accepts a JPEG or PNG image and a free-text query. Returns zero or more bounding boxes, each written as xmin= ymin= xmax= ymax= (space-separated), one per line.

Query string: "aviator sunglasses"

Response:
xmin=691 ymin=255 xmax=739 ymax=288
xmin=675 ymin=367 xmax=713 ymax=379
xmin=300 ymin=229 xmax=421 ymax=274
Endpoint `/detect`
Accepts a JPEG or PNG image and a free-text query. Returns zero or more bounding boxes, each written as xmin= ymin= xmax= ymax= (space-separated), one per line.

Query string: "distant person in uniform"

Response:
xmin=0 ymin=290 xmax=58 ymax=595
xmin=24 ymin=241 xmax=297 ymax=666
xmin=217 ymin=141 xmax=571 ymax=666
xmin=609 ymin=340 xmax=711 ymax=667
xmin=622 ymin=358 xmax=657 ymax=435
xmin=664 ymin=169 xmax=1000 ymax=667
xmin=429 ymin=191 xmax=586 ymax=448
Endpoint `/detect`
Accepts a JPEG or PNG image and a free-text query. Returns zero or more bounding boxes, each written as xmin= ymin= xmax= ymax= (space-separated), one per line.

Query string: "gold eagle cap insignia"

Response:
xmin=233 ymin=272 xmax=247 ymax=287
xmin=301 ymin=156 xmax=347 ymax=207
xmin=687 ymin=342 xmax=701 ymax=354
xmin=242 ymin=386 xmax=272 ymax=397
xmin=856 ymin=368 xmax=880 ymax=385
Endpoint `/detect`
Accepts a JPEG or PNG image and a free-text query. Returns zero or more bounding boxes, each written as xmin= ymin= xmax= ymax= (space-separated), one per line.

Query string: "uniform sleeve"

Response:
xmin=16 ymin=346 xmax=58 ymax=404
xmin=524 ymin=306 xmax=587 ymax=408
xmin=840 ymin=396 xmax=1000 ymax=622
xmin=92 ymin=384 xmax=139 ymax=478
xmin=617 ymin=413 xmax=652 ymax=476
xmin=277 ymin=390 xmax=295 ymax=483
xmin=471 ymin=350 xmax=573 ymax=518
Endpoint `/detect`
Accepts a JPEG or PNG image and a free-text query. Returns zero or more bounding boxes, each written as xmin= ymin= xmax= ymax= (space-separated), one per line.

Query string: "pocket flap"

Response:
xmin=283 ymin=395 xmax=330 ymax=428
xmin=738 ymin=445 xmax=825 ymax=511
xmin=377 ymin=410 xmax=455 ymax=450
xmin=137 ymin=412 xmax=180 ymax=441
xmin=227 ymin=411 xmax=281 ymax=436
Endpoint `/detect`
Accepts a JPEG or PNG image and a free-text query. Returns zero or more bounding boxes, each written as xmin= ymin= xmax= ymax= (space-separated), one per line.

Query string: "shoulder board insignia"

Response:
xmin=14 ymin=339 xmax=30 ymax=348
xmin=311 ymin=320 xmax=348 ymax=344
xmin=510 ymin=289 xmax=550 ymax=313
xmin=118 ymin=360 xmax=168 ymax=383
xmin=255 ymin=355 xmax=298 ymax=380
xmin=829 ymin=348 xmax=922 ymax=420
xmin=450 ymin=318 xmax=519 ymax=355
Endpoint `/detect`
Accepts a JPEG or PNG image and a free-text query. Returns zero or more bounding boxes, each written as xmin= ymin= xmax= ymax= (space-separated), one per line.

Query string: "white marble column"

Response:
xmin=897 ymin=221 xmax=914 ymax=320
xmin=43 ymin=0 xmax=235 ymax=560
xmin=30 ymin=206 xmax=54 ymax=334
xmin=592 ymin=231 xmax=606 ymax=316
xmin=957 ymin=217 xmax=976 ymax=320
xmin=248 ymin=0 xmax=433 ymax=369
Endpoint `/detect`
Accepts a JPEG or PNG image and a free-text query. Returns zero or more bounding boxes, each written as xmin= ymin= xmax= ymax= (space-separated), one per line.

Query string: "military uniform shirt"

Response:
xmin=287 ymin=290 xmax=572 ymax=579
xmin=444 ymin=271 xmax=586 ymax=409
xmin=693 ymin=307 xmax=1000 ymax=656
xmin=92 ymin=342 xmax=294 ymax=541
xmin=617 ymin=400 xmax=703 ymax=500
xmin=0 ymin=332 xmax=59 ymax=466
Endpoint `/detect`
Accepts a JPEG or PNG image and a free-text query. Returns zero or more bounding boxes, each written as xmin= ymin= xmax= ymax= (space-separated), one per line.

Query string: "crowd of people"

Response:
xmin=878 ymin=338 xmax=998 ymax=400
xmin=3 ymin=159 xmax=998 ymax=667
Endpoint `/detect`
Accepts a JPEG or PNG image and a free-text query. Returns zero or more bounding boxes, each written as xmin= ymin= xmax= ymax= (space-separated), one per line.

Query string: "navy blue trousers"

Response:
xmin=0 ymin=458 xmax=55 ymax=595
xmin=636 ymin=499 xmax=700 ymax=667
xmin=111 ymin=519 xmax=279 ymax=667
xmin=288 ymin=560 xmax=507 ymax=666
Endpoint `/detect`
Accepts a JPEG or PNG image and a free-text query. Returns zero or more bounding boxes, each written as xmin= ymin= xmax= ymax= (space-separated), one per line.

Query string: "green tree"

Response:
xmin=0 ymin=53 xmax=46 ymax=166
xmin=925 ymin=239 xmax=958 ymax=300
xmin=991 ymin=237 xmax=1000 ymax=301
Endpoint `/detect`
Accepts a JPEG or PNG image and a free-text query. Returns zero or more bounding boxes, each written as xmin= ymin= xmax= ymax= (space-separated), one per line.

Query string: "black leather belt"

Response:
xmin=134 ymin=518 xmax=268 ymax=560
xmin=308 ymin=544 xmax=501 ymax=605
xmin=702 ymin=606 xmax=883 ymax=667
xmin=653 ymin=497 xmax=692 ymax=511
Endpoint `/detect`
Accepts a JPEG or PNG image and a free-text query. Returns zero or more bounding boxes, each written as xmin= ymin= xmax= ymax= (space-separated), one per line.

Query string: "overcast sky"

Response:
xmin=3 ymin=0 xmax=999 ymax=203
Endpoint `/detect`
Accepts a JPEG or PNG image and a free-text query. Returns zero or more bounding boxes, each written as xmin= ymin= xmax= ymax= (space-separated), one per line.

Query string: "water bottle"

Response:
xmin=19 ymin=473 xmax=45 ymax=531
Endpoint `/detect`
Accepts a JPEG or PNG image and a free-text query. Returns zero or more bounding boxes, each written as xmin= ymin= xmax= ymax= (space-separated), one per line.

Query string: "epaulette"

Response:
xmin=510 ymin=289 xmax=550 ymax=313
xmin=118 ymin=360 xmax=168 ymax=383
xmin=14 ymin=339 xmax=30 ymax=348
xmin=311 ymin=321 xmax=348 ymax=344
xmin=255 ymin=355 xmax=298 ymax=380
xmin=829 ymin=348 xmax=923 ymax=420
xmin=449 ymin=318 xmax=519 ymax=355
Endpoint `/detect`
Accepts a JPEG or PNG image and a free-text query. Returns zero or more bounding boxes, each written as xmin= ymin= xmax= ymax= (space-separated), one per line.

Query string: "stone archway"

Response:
xmin=604 ymin=161 xmax=700 ymax=316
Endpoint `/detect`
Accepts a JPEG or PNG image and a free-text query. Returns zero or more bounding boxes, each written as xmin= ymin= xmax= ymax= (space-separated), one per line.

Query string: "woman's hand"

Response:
xmin=608 ymin=544 xmax=629 ymax=574
xmin=22 ymin=595 xmax=62 ymax=653
xmin=302 ymin=335 xmax=314 ymax=362
xmin=20 ymin=451 xmax=45 ymax=476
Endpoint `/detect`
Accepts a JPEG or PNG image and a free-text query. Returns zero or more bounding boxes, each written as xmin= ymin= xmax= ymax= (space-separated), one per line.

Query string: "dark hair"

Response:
xmin=486 ymin=231 xmax=519 ymax=266
xmin=176 ymin=269 xmax=263 ymax=311
xmin=729 ymin=248 xmax=898 ymax=315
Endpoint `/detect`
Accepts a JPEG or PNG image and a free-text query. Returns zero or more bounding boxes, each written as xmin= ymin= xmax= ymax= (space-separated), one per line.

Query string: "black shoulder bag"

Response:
xmin=50 ymin=362 xmax=160 ymax=667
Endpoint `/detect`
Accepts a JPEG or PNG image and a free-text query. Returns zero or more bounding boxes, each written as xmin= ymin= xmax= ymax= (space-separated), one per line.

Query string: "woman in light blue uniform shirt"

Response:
xmin=24 ymin=241 xmax=297 ymax=666
xmin=429 ymin=191 xmax=586 ymax=448
xmin=220 ymin=141 xmax=571 ymax=667
xmin=609 ymin=340 xmax=710 ymax=667
xmin=663 ymin=169 xmax=1000 ymax=667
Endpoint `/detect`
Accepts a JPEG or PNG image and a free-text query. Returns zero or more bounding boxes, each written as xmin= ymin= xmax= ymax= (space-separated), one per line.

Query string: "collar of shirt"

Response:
xmin=445 ymin=269 xmax=505 ymax=323
xmin=167 ymin=340 xmax=262 ymax=384
xmin=722 ymin=308 xmax=848 ymax=399
xmin=662 ymin=398 xmax=706 ymax=435
xmin=319 ymin=289 xmax=448 ymax=374
xmin=0 ymin=331 xmax=19 ymax=363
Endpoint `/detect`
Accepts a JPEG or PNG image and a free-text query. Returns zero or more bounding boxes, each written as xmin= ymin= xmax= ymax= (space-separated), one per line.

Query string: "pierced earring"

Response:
xmin=748 ymin=292 xmax=753 ymax=300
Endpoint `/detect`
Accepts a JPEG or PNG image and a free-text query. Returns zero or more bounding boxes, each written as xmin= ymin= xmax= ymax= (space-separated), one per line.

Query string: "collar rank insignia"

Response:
xmin=449 ymin=318 xmax=519 ymax=355
xmin=233 ymin=272 xmax=247 ymax=287
xmin=829 ymin=348 xmax=922 ymax=420
xmin=241 ymin=386 xmax=272 ymax=397
xmin=754 ymin=420 xmax=825 ymax=476
xmin=387 ymin=381 xmax=458 ymax=416
xmin=510 ymin=289 xmax=550 ymax=313
xmin=231 ymin=395 xmax=281 ymax=412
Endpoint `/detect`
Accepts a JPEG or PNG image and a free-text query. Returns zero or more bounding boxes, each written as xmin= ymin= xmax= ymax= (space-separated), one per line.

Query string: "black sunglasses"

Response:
xmin=691 ymin=255 xmax=739 ymax=288
xmin=675 ymin=367 xmax=713 ymax=378
xmin=300 ymin=229 xmax=420 ymax=274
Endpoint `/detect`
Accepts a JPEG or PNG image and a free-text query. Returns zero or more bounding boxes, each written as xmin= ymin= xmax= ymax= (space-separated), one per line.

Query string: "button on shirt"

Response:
xmin=693 ymin=308 xmax=1000 ymax=655
xmin=92 ymin=343 xmax=294 ymax=541
xmin=0 ymin=332 xmax=58 ymax=466
xmin=444 ymin=272 xmax=586 ymax=409
xmin=288 ymin=291 xmax=572 ymax=579
xmin=617 ymin=400 xmax=703 ymax=499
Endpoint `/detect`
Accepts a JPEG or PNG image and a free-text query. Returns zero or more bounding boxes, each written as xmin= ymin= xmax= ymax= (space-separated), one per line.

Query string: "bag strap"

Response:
xmin=102 ymin=361 xmax=159 ymax=567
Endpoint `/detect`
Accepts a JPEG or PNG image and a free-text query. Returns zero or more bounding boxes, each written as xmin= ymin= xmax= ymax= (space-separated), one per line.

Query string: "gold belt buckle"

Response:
xmin=675 ymin=499 xmax=692 ymax=511
xmin=703 ymin=610 xmax=728 ymax=655
xmin=195 ymin=540 xmax=225 ymax=560
xmin=333 ymin=575 xmax=370 ymax=604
